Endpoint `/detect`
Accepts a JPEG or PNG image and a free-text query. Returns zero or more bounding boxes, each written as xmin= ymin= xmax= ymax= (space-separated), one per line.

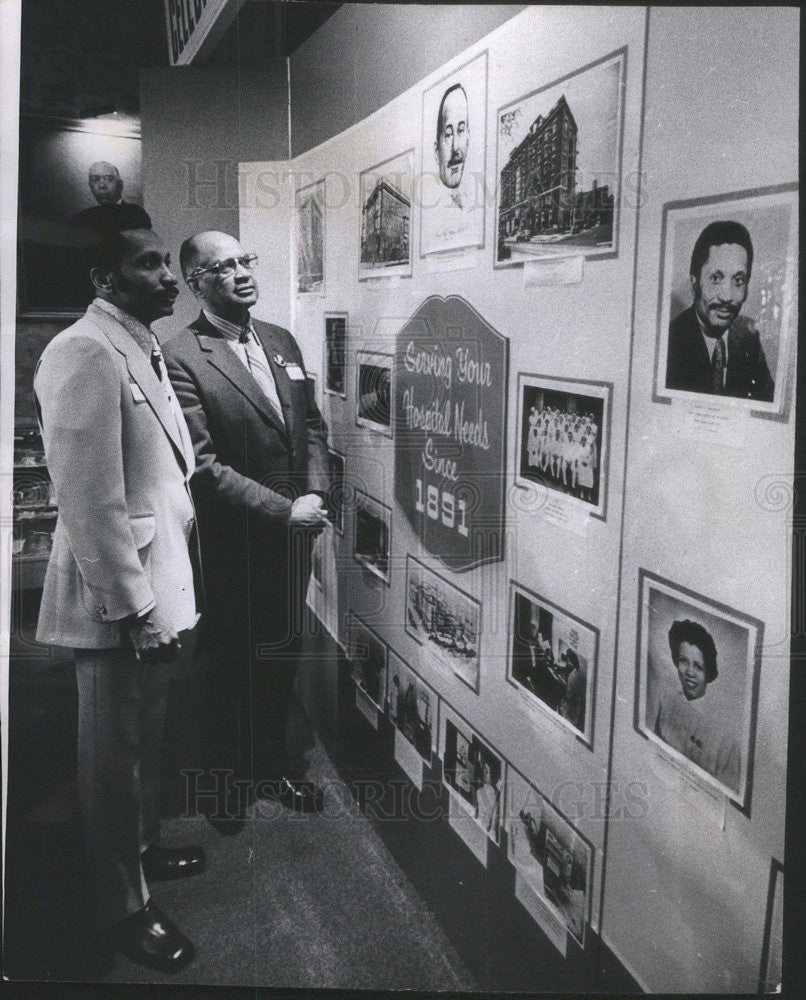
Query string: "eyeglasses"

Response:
xmin=190 ymin=254 xmax=258 ymax=279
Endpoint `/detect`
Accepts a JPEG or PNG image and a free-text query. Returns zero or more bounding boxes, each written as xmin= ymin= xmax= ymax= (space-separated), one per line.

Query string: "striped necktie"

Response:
xmin=239 ymin=326 xmax=285 ymax=422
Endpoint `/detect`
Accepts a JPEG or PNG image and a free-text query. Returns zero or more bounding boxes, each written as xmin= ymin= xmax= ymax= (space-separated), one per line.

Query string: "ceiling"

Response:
xmin=19 ymin=0 xmax=341 ymax=119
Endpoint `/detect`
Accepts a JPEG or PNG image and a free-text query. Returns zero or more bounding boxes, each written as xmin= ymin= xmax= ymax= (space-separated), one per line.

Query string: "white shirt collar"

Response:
xmin=203 ymin=308 xmax=253 ymax=342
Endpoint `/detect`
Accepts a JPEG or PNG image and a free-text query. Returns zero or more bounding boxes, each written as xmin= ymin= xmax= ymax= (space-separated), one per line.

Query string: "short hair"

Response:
xmin=77 ymin=225 xmax=151 ymax=275
xmin=435 ymin=83 xmax=467 ymax=143
xmin=564 ymin=649 xmax=580 ymax=672
xmin=668 ymin=619 xmax=718 ymax=683
xmin=690 ymin=221 xmax=753 ymax=284
xmin=179 ymin=236 xmax=200 ymax=279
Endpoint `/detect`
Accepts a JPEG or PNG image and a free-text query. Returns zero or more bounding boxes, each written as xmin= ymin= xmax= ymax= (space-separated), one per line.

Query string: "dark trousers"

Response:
xmin=74 ymin=629 xmax=196 ymax=928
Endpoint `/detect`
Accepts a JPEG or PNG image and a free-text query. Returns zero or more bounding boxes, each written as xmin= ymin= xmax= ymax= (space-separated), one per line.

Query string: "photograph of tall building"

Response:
xmin=496 ymin=52 xmax=623 ymax=264
xmin=359 ymin=150 xmax=413 ymax=278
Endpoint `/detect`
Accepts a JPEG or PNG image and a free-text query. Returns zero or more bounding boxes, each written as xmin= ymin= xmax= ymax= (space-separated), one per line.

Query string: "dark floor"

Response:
xmin=2 ymin=589 xmax=640 ymax=994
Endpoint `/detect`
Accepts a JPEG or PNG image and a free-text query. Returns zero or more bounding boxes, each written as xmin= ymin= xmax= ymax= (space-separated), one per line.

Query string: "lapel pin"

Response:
xmin=273 ymin=354 xmax=287 ymax=367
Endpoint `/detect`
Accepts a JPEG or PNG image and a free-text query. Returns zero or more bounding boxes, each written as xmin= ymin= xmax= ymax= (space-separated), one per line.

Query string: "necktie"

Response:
xmin=239 ymin=327 xmax=285 ymax=423
xmin=151 ymin=343 xmax=164 ymax=382
xmin=711 ymin=336 xmax=725 ymax=394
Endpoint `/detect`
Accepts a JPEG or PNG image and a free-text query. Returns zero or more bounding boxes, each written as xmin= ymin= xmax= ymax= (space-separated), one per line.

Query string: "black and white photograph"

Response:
xmin=353 ymin=489 xmax=391 ymax=585
xmin=356 ymin=350 xmax=393 ymax=436
xmin=348 ymin=613 xmax=389 ymax=713
xmin=636 ymin=570 xmax=762 ymax=808
xmin=516 ymin=373 xmax=611 ymax=520
xmin=327 ymin=447 xmax=346 ymax=534
xmin=508 ymin=582 xmax=597 ymax=747
xmin=506 ymin=767 xmax=592 ymax=948
xmin=442 ymin=715 xmax=502 ymax=843
xmin=419 ymin=50 xmax=487 ymax=256
xmin=654 ymin=185 xmax=797 ymax=416
xmin=324 ymin=312 xmax=347 ymax=397
xmin=296 ymin=177 xmax=325 ymax=294
xmin=405 ymin=554 xmax=481 ymax=693
xmin=359 ymin=149 xmax=413 ymax=279
xmin=387 ymin=652 xmax=436 ymax=765
xmin=18 ymin=115 xmax=147 ymax=316
xmin=495 ymin=49 xmax=624 ymax=266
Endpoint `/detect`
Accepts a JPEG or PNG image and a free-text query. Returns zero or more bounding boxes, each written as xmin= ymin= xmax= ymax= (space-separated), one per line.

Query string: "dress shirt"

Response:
xmin=202 ymin=308 xmax=285 ymax=422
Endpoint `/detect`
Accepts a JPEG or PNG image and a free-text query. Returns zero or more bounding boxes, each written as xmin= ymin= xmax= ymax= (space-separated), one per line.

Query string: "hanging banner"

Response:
xmin=164 ymin=0 xmax=246 ymax=66
xmin=394 ymin=295 xmax=508 ymax=571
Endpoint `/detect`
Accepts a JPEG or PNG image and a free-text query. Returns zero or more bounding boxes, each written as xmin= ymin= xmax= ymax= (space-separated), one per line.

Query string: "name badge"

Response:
xmin=130 ymin=382 xmax=146 ymax=402
xmin=286 ymin=364 xmax=306 ymax=381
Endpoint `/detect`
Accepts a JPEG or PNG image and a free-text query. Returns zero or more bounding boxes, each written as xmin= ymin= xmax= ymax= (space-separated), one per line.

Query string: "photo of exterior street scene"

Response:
xmin=496 ymin=53 xmax=623 ymax=263
xmin=406 ymin=555 xmax=480 ymax=691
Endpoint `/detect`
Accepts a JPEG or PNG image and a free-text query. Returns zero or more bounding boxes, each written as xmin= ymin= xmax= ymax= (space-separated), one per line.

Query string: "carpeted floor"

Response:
xmin=96 ymin=732 xmax=477 ymax=989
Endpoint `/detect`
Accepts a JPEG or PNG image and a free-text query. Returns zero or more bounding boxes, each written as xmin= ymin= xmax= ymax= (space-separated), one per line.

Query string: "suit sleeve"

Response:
xmin=34 ymin=335 xmax=155 ymax=622
xmin=165 ymin=351 xmax=294 ymax=524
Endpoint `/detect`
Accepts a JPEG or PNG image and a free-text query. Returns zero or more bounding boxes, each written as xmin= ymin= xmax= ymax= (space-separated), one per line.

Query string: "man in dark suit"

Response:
xmin=34 ymin=227 xmax=204 ymax=973
xmin=666 ymin=220 xmax=774 ymax=401
xmin=163 ymin=231 xmax=330 ymax=823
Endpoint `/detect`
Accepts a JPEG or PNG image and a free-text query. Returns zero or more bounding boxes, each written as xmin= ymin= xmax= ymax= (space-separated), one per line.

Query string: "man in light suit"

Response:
xmin=666 ymin=220 xmax=775 ymax=402
xmin=34 ymin=227 xmax=204 ymax=974
xmin=164 ymin=231 xmax=330 ymax=824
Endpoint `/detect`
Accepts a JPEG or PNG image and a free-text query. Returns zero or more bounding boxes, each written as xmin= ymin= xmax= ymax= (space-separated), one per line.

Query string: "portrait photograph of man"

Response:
xmin=17 ymin=117 xmax=146 ymax=315
xmin=637 ymin=571 xmax=761 ymax=807
xmin=656 ymin=186 xmax=797 ymax=415
xmin=419 ymin=51 xmax=487 ymax=256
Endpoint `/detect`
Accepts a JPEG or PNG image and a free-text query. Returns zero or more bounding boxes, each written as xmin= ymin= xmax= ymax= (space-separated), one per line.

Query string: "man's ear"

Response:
xmin=186 ymin=276 xmax=204 ymax=300
xmin=90 ymin=266 xmax=113 ymax=294
xmin=689 ymin=274 xmax=699 ymax=300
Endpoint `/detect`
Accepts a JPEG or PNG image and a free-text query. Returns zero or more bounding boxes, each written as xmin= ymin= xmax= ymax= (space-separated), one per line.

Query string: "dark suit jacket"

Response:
xmin=666 ymin=305 xmax=775 ymax=402
xmin=70 ymin=201 xmax=152 ymax=233
xmin=163 ymin=312 xmax=329 ymax=640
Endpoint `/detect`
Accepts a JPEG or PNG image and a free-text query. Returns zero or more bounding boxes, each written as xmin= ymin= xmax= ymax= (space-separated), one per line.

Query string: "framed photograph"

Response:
xmin=347 ymin=613 xmax=388 ymax=713
xmin=296 ymin=178 xmax=325 ymax=294
xmin=356 ymin=351 xmax=392 ymax=436
xmin=324 ymin=313 xmax=347 ymax=397
xmin=653 ymin=184 xmax=797 ymax=419
xmin=353 ymin=489 xmax=391 ymax=586
xmin=635 ymin=569 xmax=762 ymax=810
xmin=17 ymin=115 xmax=147 ymax=318
xmin=419 ymin=50 xmax=487 ymax=256
xmin=505 ymin=765 xmax=593 ymax=948
xmin=495 ymin=48 xmax=625 ymax=267
xmin=507 ymin=581 xmax=598 ymax=748
xmin=359 ymin=150 xmax=414 ymax=279
xmin=405 ymin=554 xmax=481 ymax=693
xmin=387 ymin=652 xmax=437 ymax=766
xmin=327 ymin=448 xmax=345 ymax=535
xmin=515 ymin=373 xmax=612 ymax=521
xmin=442 ymin=713 xmax=502 ymax=843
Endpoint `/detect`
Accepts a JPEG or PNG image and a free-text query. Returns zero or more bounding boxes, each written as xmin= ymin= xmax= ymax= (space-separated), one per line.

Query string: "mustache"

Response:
xmin=448 ymin=151 xmax=465 ymax=167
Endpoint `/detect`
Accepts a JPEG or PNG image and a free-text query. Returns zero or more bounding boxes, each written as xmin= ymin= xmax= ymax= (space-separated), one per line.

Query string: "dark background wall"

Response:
xmin=140 ymin=61 xmax=289 ymax=333
xmin=288 ymin=4 xmax=525 ymax=156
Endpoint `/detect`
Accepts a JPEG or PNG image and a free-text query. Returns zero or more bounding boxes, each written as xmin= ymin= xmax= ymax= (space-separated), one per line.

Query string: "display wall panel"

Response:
xmin=237 ymin=5 xmax=794 ymax=991
xmin=604 ymin=6 xmax=797 ymax=994
xmin=264 ymin=5 xmax=648 ymax=946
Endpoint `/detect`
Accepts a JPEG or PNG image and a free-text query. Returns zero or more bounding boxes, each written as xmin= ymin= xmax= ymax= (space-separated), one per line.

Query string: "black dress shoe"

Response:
xmin=102 ymin=900 xmax=195 ymax=974
xmin=141 ymin=844 xmax=205 ymax=882
xmin=260 ymin=776 xmax=324 ymax=813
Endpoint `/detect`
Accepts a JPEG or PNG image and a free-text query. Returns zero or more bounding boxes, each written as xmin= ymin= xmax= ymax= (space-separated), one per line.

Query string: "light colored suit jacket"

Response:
xmin=34 ymin=302 xmax=198 ymax=649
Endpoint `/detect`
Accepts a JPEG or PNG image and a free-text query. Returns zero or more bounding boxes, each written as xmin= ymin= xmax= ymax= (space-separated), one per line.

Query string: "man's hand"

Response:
xmin=289 ymin=493 xmax=329 ymax=532
xmin=127 ymin=608 xmax=180 ymax=664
